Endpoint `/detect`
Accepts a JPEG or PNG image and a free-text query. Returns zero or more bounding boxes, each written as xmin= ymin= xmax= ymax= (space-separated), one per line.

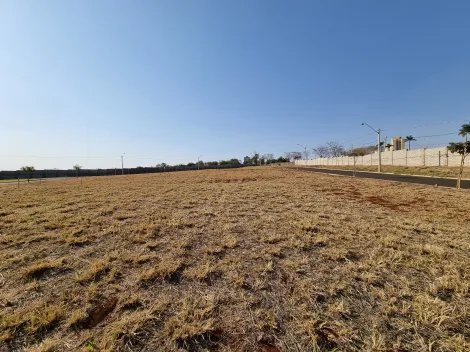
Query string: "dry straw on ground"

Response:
xmin=0 ymin=168 xmax=469 ymax=351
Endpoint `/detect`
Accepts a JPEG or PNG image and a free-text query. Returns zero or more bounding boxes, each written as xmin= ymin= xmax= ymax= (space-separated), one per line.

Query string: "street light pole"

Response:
xmin=297 ymin=144 xmax=307 ymax=167
xmin=361 ymin=123 xmax=381 ymax=172
xmin=197 ymin=155 xmax=202 ymax=171
xmin=121 ymin=153 xmax=125 ymax=175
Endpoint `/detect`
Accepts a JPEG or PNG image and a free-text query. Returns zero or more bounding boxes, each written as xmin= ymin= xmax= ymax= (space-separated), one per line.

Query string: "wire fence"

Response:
xmin=295 ymin=146 xmax=468 ymax=167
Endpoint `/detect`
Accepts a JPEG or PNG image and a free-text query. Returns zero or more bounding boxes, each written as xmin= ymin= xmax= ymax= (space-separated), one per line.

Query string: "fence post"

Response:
xmin=391 ymin=150 xmax=393 ymax=165
xmin=438 ymin=150 xmax=441 ymax=167
xmin=405 ymin=150 xmax=408 ymax=166
xmin=423 ymin=148 xmax=426 ymax=166
xmin=446 ymin=150 xmax=449 ymax=166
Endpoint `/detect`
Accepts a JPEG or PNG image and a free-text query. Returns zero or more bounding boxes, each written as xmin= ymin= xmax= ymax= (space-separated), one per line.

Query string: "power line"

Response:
xmin=383 ymin=119 xmax=468 ymax=133
xmin=413 ymin=132 xmax=457 ymax=139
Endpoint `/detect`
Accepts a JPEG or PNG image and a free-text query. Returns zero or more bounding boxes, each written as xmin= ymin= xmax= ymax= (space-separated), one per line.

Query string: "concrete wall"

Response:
xmin=295 ymin=146 xmax=468 ymax=167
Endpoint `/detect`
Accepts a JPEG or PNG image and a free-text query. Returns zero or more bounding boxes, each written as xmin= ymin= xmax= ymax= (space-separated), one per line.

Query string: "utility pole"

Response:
xmin=197 ymin=155 xmax=202 ymax=171
xmin=361 ymin=123 xmax=381 ymax=173
xmin=297 ymin=144 xmax=307 ymax=167
xmin=121 ymin=153 xmax=125 ymax=175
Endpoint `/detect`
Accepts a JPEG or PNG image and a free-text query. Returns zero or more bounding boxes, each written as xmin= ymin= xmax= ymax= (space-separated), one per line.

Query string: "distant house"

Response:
xmin=391 ymin=137 xmax=405 ymax=151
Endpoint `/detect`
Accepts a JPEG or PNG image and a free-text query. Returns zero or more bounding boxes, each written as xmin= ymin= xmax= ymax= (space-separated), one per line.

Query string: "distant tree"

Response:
xmin=21 ymin=166 xmax=35 ymax=183
xmin=73 ymin=164 xmax=82 ymax=177
xmin=251 ymin=151 xmax=259 ymax=165
xmin=229 ymin=158 xmax=241 ymax=165
xmin=347 ymin=148 xmax=367 ymax=157
xmin=312 ymin=146 xmax=330 ymax=158
xmin=448 ymin=142 xmax=470 ymax=189
xmin=326 ymin=141 xmax=346 ymax=157
xmin=187 ymin=162 xmax=196 ymax=167
xmin=404 ymin=135 xmax=417 ymax=150
xmin=347 ymin=148 xmax=367 ymax=177
xmin=276 ymin=156 xmax=290 ymax=163
xmin=261 ymin=153 xmax=274 ymax=164
xmin=206 ymin=161 xmax=219 ymax=166
xmin=301 ymin=149 xmax=310 ymax=160
xmin=347 ymin=147 xmax=370 ymax=157
xmin=448 ymin=123 xmax=470 ymax=189
xmin=459 ymin=123 xmax=470 ymax=143
xmin=385 ymin=143 xmax=393 ymax=151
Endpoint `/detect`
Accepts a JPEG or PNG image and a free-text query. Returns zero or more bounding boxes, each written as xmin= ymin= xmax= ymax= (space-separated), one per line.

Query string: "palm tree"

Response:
xmin=404 ymin=136 xmax=416 ymax=150
xmin=459 ymin=123 xmax=470 ymax=142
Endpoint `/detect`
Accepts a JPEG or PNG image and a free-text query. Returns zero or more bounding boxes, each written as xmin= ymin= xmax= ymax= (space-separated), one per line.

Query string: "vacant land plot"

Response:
xmin=0 ymin=168 xmax=469 ymax=351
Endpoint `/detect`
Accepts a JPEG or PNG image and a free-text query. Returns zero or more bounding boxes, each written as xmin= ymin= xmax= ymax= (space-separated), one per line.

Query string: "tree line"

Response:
xmin=155 ymin=152 xmax=290 ymax=169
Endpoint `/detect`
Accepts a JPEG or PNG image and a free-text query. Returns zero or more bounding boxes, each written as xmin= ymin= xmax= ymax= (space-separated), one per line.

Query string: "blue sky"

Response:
xmin=1 ymin=0 xmax=470 ymax=170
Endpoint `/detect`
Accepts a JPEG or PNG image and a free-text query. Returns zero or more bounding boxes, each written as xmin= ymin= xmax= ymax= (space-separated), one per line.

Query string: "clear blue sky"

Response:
xmin=1 ymin=0 xmax=470 ymax=170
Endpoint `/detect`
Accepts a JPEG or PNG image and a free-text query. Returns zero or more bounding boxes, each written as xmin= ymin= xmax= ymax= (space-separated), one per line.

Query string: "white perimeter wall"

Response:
xmin=295 ymin=146 xmax=468 ymax=167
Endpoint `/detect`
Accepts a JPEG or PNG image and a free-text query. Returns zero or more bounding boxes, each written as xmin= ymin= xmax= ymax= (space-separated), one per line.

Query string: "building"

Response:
xmin=390 ymin=136 xmax=405 ymax=151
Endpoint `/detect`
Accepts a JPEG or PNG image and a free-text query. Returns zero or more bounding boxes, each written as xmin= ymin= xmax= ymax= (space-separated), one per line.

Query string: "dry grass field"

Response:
xmin=1 ymin=168 xmax=469 ymax=352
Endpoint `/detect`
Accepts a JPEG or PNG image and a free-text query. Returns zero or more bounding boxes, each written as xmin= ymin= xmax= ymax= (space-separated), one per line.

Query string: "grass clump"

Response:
xmin=74 ymin=258 xmax=110 ymax=283
xmin=22 ymin=258 xmax=66 ymax=280
xmin=164 ymin=295 xmax=217 ymax=343
xmin=138 ymin=257 xmax=184 ymax=283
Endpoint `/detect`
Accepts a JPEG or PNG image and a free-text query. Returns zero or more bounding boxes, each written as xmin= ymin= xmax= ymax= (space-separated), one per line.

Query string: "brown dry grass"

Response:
xmin=0 ymin=168 xmax=469 ymax=351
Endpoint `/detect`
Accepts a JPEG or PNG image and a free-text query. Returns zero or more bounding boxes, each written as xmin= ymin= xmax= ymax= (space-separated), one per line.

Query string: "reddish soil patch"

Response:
xmin=82 ymin=297 xmax=118 ymax=328
xmin=365 ymin=196 xmax=402 ymax=211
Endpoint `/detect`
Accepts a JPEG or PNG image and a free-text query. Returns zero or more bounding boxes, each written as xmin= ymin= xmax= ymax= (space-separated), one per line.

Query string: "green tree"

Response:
xmin=404 ymin=135 xmax=416 ymax=150
xmin=276 ymin=156 xmax=290 ymax=163
xmin=448 ymin=141 xmax=470 ymax=189
xmin=251 ymin=152 xmax=259 ymax=165
xmin=447 ymin=123 xmax=470 ymax=189
xmin=21 ymin=166 xmax=35 ymax=183
xmin=459 ymin=123 xmax=470 ymax=142
xmin=73 ymin=164 xmax=82 ymax=177
xmin=229 ymin=158 xmax=241 ymax=165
